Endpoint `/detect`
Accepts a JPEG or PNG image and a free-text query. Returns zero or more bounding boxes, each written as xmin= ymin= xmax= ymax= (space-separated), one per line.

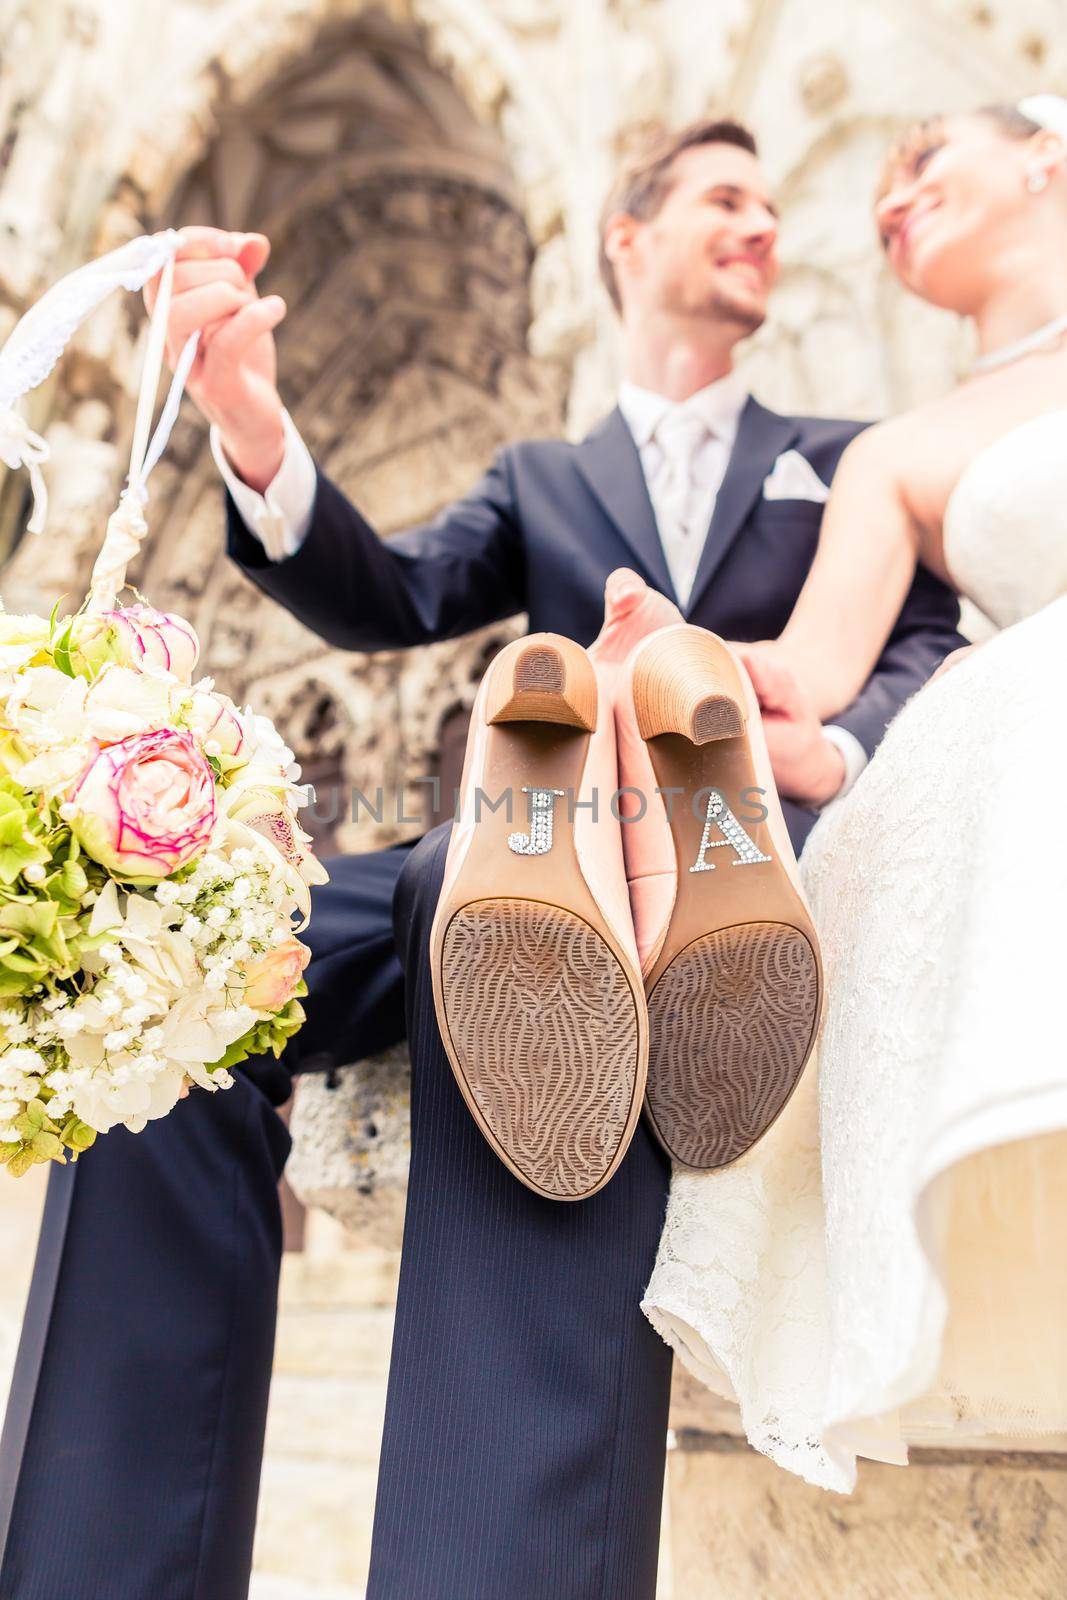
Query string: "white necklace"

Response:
xmin=973 ymin=309 xmax=1067 ymax=373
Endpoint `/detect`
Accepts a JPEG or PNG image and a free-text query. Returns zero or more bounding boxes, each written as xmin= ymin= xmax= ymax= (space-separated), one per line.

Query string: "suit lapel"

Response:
xmin=574 ymin=408 xmax=680 ymax=605
xmin=684 ymin=397 xmax=801 ymax=618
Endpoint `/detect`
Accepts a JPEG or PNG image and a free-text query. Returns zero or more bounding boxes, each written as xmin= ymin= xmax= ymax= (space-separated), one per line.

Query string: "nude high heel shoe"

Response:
xmin=614 ymin=623 xmax=823 ymax=1169
xmin=429 ymin=633 xmax=648 ymax=1202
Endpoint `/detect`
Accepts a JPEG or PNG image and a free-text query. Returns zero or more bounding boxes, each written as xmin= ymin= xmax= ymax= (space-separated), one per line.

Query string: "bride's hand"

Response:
xmin=734 ymin=642 xmax=847 ymax=808
xmin=930 ymin=641 xmax=980 ymax=682
xmin=144 ymin=225 xmax=288 ymax=493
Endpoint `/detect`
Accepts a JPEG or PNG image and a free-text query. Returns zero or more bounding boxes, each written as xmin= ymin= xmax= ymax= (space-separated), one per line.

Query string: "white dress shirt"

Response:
xmin=616 ymin=373 xmax=746 ymax=609
xmin=211 ymin=391 xmax=867 ymax=799
xmin=211 ymin=409 xmax=317 ymax=563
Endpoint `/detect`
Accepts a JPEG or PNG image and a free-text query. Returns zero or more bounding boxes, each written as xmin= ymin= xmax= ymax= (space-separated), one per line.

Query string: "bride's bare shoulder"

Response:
xmin=835 ymin=409 xmax=922 ymax=481
xmin=852 ymin=393 xmax=952 ymax=451
xmin=836 ymin=396 xmax=956 ymax=491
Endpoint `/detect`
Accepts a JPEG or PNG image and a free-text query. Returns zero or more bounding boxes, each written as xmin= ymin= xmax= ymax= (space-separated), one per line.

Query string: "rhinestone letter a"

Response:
xmin=508 ymin=787 xmax=565 ymax=856
xmin=690 ymin=790 xmax=772 ymax=872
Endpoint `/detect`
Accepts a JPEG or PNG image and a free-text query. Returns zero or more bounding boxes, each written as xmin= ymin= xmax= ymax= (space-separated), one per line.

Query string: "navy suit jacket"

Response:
xmin=226 ymin=397 xmax=965 ymax=846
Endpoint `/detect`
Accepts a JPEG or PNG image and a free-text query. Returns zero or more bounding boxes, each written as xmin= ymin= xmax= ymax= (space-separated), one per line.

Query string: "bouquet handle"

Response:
xmin=86 ymin=255 xmax=200 ymax=613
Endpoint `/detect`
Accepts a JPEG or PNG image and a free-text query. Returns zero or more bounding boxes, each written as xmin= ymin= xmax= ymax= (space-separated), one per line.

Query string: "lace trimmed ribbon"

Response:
xmin=0 ymin=410 xmax=50 ymax=533
xmin=0 ymin=229 xmax=200 ymax=609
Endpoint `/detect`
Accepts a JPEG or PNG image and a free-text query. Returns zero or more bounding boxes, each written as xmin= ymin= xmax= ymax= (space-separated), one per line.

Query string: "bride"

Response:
xmin=642 ymin=95 xmax=1067 ymax=1492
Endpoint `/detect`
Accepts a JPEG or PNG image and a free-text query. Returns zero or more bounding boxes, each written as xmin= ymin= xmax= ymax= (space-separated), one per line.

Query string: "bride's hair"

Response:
xmin=877 ymin=103 xmax=1043 ymax=207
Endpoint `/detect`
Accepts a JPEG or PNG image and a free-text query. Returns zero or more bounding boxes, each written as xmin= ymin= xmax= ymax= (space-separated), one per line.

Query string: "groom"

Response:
xmin=0 ymin=119 xmax=965 ymax=1599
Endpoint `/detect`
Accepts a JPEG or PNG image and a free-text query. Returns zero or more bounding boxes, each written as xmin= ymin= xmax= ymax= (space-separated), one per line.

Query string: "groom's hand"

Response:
xmin=735 ymin=644 xmax=846 ymax=808
xmin=144 ymin=226 xmax=288 ymax=492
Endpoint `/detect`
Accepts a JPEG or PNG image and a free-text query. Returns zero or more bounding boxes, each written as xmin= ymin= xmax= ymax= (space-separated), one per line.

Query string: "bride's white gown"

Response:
xmin=642 ymin=412 xmax=1067 ymax=1492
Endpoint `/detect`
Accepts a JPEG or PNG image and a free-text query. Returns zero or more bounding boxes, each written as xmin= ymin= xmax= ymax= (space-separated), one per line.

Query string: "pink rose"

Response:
xmin=66 ymin=728 xmax=216 ymax=882
xmin=126 ymin=605 xmax=199 ymax=681
xmin=241 ymin=938 xmax=311 ymax=1011
xmin=69 ymin=604 xmax=200 ymax=683
xmin=185 ymin=688 xmax=247 ymax=761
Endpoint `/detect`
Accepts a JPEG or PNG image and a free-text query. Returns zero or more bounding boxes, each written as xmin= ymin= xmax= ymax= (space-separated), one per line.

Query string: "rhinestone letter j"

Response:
xmin=508 ymin=787 xmax=565 ymax=856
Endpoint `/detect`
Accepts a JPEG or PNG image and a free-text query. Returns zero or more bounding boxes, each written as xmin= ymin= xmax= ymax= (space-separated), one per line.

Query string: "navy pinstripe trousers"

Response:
xmin=368 ymin=822 xmax=673 ymax=1600
xmin=0 ymin=826 xmax=672 ymax=1598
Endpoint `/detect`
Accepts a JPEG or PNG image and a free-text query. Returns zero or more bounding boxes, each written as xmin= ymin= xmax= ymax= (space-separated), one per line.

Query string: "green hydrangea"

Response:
xmin=0 ymin=806 xmax=112 ymax=996
xmin=0 ymin=778 xmax=52 ymax=886
xmin=0 ymin=1090 xmax=96 ymax=1176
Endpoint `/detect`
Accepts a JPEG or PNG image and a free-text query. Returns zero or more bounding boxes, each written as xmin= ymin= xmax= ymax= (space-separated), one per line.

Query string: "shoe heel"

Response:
xmin=486 ymin=633 xmax=597 ymax=731
xmin=633 ymin=627 xmax=745 ymax=744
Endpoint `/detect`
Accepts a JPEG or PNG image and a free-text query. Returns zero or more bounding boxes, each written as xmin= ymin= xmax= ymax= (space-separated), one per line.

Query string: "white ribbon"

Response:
xmin=0 ymin=229 xmax=200 ymax=606
xmin=0 ymin=409 xmax=50 ymax=533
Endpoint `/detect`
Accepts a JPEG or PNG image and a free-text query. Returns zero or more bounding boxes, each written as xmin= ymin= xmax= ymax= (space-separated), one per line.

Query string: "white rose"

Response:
xmin=7 ymin=665 xmax=71 ymax=715
xmin=82 ymin=664 xmax=179 ymax=744
xmin=16 ymin=743 xmax=92 ymax=798
xmin=6 ymin=669 xmax=88 ymax=749
xmin=0 ymin=614 xmax=50 ymax=679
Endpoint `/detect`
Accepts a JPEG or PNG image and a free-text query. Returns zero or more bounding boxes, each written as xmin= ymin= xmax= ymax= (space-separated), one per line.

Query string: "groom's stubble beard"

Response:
xmin=659 ymin=273 xmax=768 ymax=341
xmin=707 ymin=292 xmax=766 ymax=339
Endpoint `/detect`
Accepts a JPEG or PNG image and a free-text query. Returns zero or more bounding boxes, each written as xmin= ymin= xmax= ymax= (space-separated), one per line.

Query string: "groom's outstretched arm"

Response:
xmin=223 ymin=433 xmax=525 ymax=651
xmin=145 ymin=225 xmax=525 ymax=653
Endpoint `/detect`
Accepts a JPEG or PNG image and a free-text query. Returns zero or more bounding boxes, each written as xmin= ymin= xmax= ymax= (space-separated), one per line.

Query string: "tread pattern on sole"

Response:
xmin=441 ymin=898 xmax=639 ymax=1198
xmin=514 ymin=645 xmax=565 ymax=695
xmin=692 ymin=694 xmax=744 ymax=743
xmin=646 ymin=921 xmax=818 ymax=1169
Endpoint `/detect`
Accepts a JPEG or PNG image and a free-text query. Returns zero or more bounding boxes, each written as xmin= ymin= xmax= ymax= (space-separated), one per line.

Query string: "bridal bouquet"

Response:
xmin=0 ymin=233 xmax=328 ymax=1176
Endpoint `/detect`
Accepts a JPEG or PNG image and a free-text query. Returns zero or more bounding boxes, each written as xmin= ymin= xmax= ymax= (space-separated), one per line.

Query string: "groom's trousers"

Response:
xmin=367 ymin=821 xmax=674 ymax=1600
xmin=0 ymin=789 xmax=819 ymax=1598
xmin=0 ymin=818 xmax=675 ymax=1600
xmin=0 ymin=843 xmax=413 ymax=1600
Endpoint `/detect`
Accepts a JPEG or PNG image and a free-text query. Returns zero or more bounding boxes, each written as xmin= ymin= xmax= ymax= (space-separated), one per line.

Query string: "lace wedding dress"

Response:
xmin=642 ymin=411 xmax=1067 ymax=1492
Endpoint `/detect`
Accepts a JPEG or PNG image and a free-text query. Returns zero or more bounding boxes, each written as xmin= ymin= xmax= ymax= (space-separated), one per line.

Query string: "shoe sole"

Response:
xmin=632 ymin=628 xmax=822 ymax=1169
xmin=430 ymin=635 xmax=647 ymax=1202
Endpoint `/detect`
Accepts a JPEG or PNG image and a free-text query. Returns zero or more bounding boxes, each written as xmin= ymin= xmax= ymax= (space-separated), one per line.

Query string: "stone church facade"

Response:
xmin=0 ymin=1 xmax=1064 ymax=1594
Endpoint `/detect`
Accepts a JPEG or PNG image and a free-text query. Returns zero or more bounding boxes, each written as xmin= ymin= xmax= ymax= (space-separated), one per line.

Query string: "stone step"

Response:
xmin=666 ymin=1437 xmax=1067 ymax=1599
xmin=272 ymin=1304 xmax=395 ymax=1379
xmin=0 ymin=1166 xmax=47 ymax=1423
xmin=250 ymin=1579 xmax=362 ymax=1600
xmin=279 ymin=1245 xmax=400 ymax=1311
xmin=254 ymin=1457 xmax=675 ymax=1598
xmin=253 ymin=1458 xmax=379 ymax=1592
xmin=0 ymin=1165 xmax=46 ymax=1290
xmin=265 ymin=1374 xmax=388 ymax=1466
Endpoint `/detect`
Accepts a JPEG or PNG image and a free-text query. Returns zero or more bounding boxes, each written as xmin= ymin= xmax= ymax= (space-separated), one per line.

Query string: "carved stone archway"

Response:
xmin=3 ymin=6 xmax=567 ymax=855
xmin=200 ymin=18 xmax=560 ymax=847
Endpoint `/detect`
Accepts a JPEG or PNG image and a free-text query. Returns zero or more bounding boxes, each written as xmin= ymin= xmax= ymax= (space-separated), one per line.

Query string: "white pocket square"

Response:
xmin=761 ymin=449 xmax=831 ymax=504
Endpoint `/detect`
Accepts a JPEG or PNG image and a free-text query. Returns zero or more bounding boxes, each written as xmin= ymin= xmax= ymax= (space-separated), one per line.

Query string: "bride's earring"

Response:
xmin=1026 ymin=169 xmax=1049 ymax=193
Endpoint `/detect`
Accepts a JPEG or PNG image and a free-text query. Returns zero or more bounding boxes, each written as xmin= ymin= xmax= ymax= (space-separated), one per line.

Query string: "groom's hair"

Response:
xmin=598 ymin=118 xmax=759 ymax=313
